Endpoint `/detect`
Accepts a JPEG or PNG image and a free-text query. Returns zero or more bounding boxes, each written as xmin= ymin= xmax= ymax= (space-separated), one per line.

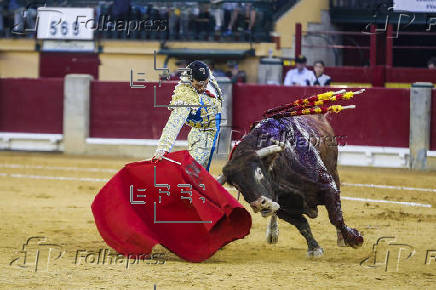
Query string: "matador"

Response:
xmin=153 ymin=60 xmax=223 ymax=171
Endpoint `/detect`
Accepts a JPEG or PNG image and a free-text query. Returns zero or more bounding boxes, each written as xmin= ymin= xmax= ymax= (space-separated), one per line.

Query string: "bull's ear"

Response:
xmin=260 ymin=152 xmax=280 ymax=170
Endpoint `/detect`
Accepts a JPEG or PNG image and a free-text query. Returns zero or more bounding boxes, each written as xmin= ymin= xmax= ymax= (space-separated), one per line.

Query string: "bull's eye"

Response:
xmin=254 ymin=167 xmax=264 ymax=182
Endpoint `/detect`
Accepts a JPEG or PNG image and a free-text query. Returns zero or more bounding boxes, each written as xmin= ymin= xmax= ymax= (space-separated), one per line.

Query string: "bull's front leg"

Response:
xmin=323 ymin=189 xmax=363 ymax=248
xmin=266 ymin=214 xmax=279 ymax=244
xmin=277 ymin=213 xmax=323 ymax=257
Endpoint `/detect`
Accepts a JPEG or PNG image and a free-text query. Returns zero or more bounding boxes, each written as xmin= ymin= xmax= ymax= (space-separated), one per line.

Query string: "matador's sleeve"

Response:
xmin=155 ymin=106 xmax=191 ymax=153
xmin=155 ymin=84 xmax=197 ymax=154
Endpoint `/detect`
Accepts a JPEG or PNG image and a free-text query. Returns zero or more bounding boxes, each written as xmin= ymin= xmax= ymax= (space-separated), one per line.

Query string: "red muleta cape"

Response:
xmin=91 ymin=150 xmax=252 ymax=262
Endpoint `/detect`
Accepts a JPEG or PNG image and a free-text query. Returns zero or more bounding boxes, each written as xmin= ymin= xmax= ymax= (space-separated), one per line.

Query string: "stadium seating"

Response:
xmin=0 ymin=0 xmax=296 ymax=42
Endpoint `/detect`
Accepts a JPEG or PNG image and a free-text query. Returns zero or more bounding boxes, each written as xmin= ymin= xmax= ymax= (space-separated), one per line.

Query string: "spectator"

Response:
xmin=208 ymin=61 xmax=227 ymax=78
xmin=168 ymin=59 xmax=187 ymax=80
xmin=210 ymin=0 xmax=223 ymax=35
xmin=0 ymin=0 xmax=4 ymax=36
xmin=9 ymin=0 xmax=38 ymax=37
xmin=223 ymin=2 xmax=238 ymax=36
xmin=223 ymin=2 xmax=256 ymax=36
xmin=309 ymin=60 xmax=331 ymax=86
xmin=112 ymin=0 xmax=130 ymax=19
xmin=284 ymin=55 xmax=311 ymax=86
xmin=226 ymin=60 xmax=246 ymax=83
xmin=168 ymin=2 xmax=183 ymax=39
xmin=178 ymin=2 xmax=198 ymax=39
xmin=427 ymin=57 xmax=436 ymax=69
xmin=9 ymin=0 xmax=22 ymax=34
xmin=242 ymin=3 xmax=256 ymax=33
xmin=194 ymin=2 xmax=211 ymax=40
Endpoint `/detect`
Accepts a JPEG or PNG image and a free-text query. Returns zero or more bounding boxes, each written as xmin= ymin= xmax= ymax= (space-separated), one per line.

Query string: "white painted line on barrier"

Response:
xmin=1 ymin=163 xmax=436 ymax=201
xmin=2 ymin=164 xmax=436 ymax=194
xmin=0 ymin=172 xmax=432 ymax=208
xmin=0 ymin=132 xmax=62 ymax=141
xmin=86 ymin=138 xmax=188 ymax=146
xmin=223 ymin=187 xmax=432 ymax=208
xmin=340 ymin=196 xmax=432 ymax=208
xmin=0 ymin=164 xmax=117 ymax=173
xmin=0 ymin=172 xmax=107 ymax=182
xmin=342 ymin=182 xmax=436 ymax=193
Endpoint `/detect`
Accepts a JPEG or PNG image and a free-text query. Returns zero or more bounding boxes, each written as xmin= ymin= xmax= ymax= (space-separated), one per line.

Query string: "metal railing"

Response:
xmin=330 ymin=0 xmax=393 ymax=9
xmin=0 ymin=0 xmax=277 ymax=42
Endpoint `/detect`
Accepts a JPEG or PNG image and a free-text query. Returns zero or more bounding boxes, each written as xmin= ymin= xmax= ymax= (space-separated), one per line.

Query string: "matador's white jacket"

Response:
xmin=155 ymin=70 xmax=223 ymax=171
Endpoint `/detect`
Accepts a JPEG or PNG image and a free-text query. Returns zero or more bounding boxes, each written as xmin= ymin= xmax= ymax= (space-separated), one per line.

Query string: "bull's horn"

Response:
xmin=271 ymin=139 xmax=286 ymax=149
xmin=216 ymin=174 xmax=226 ymax=185
xmin=256 ymin=145 xmax=283 ymax=158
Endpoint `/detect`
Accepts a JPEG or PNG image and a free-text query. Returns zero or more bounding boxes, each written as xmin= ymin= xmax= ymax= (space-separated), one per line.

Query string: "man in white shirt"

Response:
xmin=284 ymin=55 xmax=312 ymax=86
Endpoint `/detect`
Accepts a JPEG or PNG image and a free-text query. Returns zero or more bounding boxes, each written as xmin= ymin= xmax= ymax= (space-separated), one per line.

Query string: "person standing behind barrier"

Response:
xmin=284 ymin=55 xmax=311 ymax=86
xmin=211 ymin=0 xmax=223 ymax=35
xmin=427 ymin=57 xmax=436 ymax=69
xmin=9 ymin=0 xmax=37 ymax=36
xmin=223 ymin=2 xmax=256 ymax=37
xmin=166 ymin=2 xmax=196 ymax=40
xmin=241 ymin=3 xmax=256 ymax=34
xmin=0 ymin=0 xmax=4 ymax=37
xmin=184 ymin=2 xmax=199 ymax=39
xmin=309 ymin=60 xmax=331 ymax=86
xmin=223 ymin=2 xmax=238 ymax=36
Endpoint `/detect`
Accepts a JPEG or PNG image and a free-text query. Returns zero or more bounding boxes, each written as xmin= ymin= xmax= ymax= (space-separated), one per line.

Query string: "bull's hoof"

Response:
xmin=307 ymin=247 xmax=324 ymax=258
xmin=336 ymin=230 xmax=347 ymax=247
xmin=341 ymin=226 xmax=364 ymax=248
xmin=266 ymin=229 xmax=279 ymax=244
xmin=337 ymin=238 xmax=347 ymax=247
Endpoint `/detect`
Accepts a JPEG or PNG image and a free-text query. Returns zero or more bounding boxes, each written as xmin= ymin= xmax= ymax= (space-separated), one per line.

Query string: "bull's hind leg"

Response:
xmin=278 ymin=213 xmax=324 ymax=257
xmin=323 ymin=189 xmax=363 ymax=248
xmin=266 ymin=214 xmax=279 ymax=244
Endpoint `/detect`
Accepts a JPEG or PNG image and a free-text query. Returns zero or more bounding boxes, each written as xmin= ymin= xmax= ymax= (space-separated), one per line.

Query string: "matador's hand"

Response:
xmin=152 ymin=150 xmax=168 ymax=163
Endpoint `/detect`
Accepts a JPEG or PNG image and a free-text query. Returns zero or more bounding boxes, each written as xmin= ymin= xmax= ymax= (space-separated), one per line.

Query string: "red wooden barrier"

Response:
xmin=370 ymin=25 xmax=377 ymax=68
xmin=39 ymin=52 xmax=100 ymax=79
xmin=0 ymin=78 xmax=64 ymax=133
xmin=385 ymin=67 xmax=436 ymax=83
xmin=89 ymin=81 xmax=190 ymax=139
xmin=232 ymin=83 xmax=410 ymax=148
xmin=0 ymin=78 xmax=424 ymax=151
xmin=386 ymin=24 xmax=393 ymax=67
xmin=295 ymin=23 xmax=302 ymax=59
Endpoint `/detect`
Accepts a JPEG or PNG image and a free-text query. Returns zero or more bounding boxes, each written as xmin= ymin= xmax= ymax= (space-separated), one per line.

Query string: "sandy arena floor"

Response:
xmin=0 ymin=151 xmax=435 ymax=289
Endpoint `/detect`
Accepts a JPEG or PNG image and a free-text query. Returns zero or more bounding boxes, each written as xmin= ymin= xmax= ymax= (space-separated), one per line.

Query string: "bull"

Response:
xmin=218 ymin=115 xmax=363 ymax=257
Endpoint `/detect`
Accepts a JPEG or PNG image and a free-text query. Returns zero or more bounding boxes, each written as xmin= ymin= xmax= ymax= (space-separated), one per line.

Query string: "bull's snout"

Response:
xmin=250 ymin=196 xmax=280 ymax=217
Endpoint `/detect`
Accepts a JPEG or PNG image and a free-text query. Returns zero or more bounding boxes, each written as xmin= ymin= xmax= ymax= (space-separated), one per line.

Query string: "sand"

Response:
xmin=0 ymin=151 xmax=435 ymax=289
